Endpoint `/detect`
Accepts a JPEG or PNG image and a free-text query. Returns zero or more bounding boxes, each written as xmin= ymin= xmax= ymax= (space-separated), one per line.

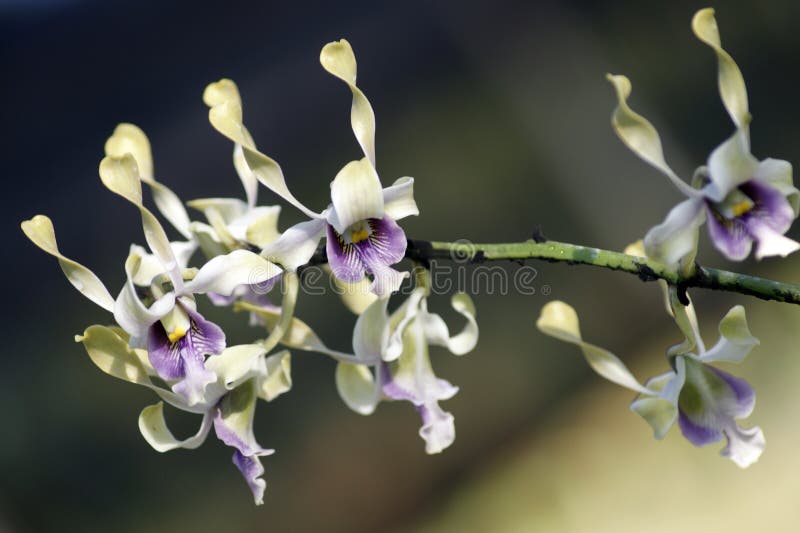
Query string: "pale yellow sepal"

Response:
xmin=203 ymin=79 xmax=321 ymax=220
xmin=21 ymin=215 xmax=115 ymax=312
xmin=260 ymin=350 xmax=292 ymax=401
xmin=692 ymin=8 xmax=751 ymax=129
xmin=536 ymin=301 xmax=650 ymax=394
xmin=99 ymin=154 xmax=183 ymax=291
xmin=236 ymin=301 xmax=355 ymax=361
xmin=75 ymin=325 xmax=195 ymax=411
xmin=320 ymin=39 xmax=377 ymax=165
xmin=606 ymin=74 xmax=698 ymax=198
xmin=104 ymin=124 xmax=193 ymax=239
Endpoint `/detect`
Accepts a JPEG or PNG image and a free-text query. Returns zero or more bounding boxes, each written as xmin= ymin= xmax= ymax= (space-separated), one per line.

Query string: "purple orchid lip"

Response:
xmin=705 ymin=180 xmax=795 ymax=260
xmin=326 ymin=215 xmax=407 ymax=294
xmin=147 ymin=305 xmax=225 ymax=402
xmin=677 ymin=360 xmax=757 ymax=448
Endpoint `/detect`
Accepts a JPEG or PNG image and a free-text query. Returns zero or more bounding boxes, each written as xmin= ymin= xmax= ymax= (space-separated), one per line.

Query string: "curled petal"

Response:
xmin=536 ymin=301 xmax=651 ymax=394
xmin=643 ymin=198 xmax=705 ymax=269
xmin=261 ymin=219 xmax=326 ymax=271
xmin=21 ymin=215 xmax=115 ymax=312
xmin=383 ymin=177 xmax=419 ymax=221
xmin=138 ymin=402 xmax=213 ymax=452
xmin=184 ymin=250 xmax=282 ymax=296
xmin=233 ymin=143 xmax=259 ymax=208
xmin=327 ymin=159 xmax=385 ymax=234
xmin=606 ymin=74 xmax=699 ymax=198
xmin=203 ymin=79 xmax=322 ymax=220
xmin=692 ymin=8 xmax=750 ymax=129
xmin=421 ymin=293 xmax=478 ymax=356
xmin=416 ymin=402 xmax=456 ymax=455
xmin=700 ymin=305 xmax=759 ymax=364
xmin=335 ymin=362 xmax=379 ymax=415
xmin=320 ymin=39 xmax=376 ymax=165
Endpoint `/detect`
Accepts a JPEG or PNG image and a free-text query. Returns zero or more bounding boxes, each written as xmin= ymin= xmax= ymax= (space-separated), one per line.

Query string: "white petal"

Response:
xmin=335 ymin=362 xmax=379 ymax=415
xmin=722 ymin=424 xmax=765 ymax=468
xmin=205 ymin=344 xmax=268 ymax=390
xmin=328 ymin=159 xmax=385 ymax=233
xmin=606 ymin=74 xmax=699 ymax=198
xmin=260 ymin=219 xmax=325 ymax=271
xmin=536 ymin=301 xmax=651 ymax=394
xmin=700 ymin=305 xmax=759 ymax=364
xmin=705 ymin=129 xmax=759 ymax=202
xmin=320 ymin=40 xmax=377 ymax=166
xmin=384 ymin=289 xmax=425 ymax=362
xmin=353 ymin=297 xmax=390 ymax=364
xmin=114 ymin=253 xmax=176 ymax=337
xmin=643 ymin=198 xmax=705 ymax=269
xmin=383 ymin=177 xmax=419 ymax=221
xmin=753 ymin=158 xmax=799 ymax=215
xmin=21 ymin=215 xmax=115 ymax=312
xmin=138 ymin=402 xmax=213 ymax=452
xmin=692 ymin=9 xmax=751 ymax=129
xmin=184 ymin=250 xmax=282 ymax=296
xmin=750 ymin=223 xmax=800 ymax=260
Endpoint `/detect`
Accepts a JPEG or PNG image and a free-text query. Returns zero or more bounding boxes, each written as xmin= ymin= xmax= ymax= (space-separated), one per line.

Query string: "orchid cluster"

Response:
xmin=537 ymin=8 xmax=798 ymax=468
xmin=21 ymin=7 xmax=800 ymax=505
xmin=22 ymin=40 xmax=477 ymax=505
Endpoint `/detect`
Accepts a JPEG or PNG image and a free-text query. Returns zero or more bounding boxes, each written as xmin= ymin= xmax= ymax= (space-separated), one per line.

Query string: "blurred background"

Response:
xmin=4 ymin=0 xmax=800 ymax=531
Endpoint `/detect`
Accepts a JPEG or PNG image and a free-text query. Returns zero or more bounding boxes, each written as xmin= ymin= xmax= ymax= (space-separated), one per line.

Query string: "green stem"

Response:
xmin=399 ymin=239 xmax=800 ymax=305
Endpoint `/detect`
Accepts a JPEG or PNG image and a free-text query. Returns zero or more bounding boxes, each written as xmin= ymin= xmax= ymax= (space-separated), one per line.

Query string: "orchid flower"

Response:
xmin=21 ymin=153 xmax=282 ymax=406
xmin=608 ymin=8 xmax=799 ymax=268
xmin=536 ymin=296 xmax=764 ymax=468
xmin=333 ymin=271 xmax=478 ymax=454
xmin=202 ymin=39 xmax=418 ymax=297
xmin=76 ymin=321 xmax=292 ymax=505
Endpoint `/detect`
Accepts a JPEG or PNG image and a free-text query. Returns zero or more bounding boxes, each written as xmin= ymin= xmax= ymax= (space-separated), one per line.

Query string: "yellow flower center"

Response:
xmin=168 ymin=327 xmax=187 ymax=344
xmin=350 ymin=226 xmax=370 ymax=243
xmin=730 ymin=199 xmax=754 ymax=217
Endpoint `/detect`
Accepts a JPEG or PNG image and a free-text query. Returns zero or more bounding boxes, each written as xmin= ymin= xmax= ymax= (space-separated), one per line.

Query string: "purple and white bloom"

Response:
xmin=202 ymin=40 xmax=419 ymax=297
xmin=22 ymin=153 xmax=283 ymax=406
xmin=607 ymin=9 xmax=800 ymax=268
xmin=537 ymin=299 xmax=764 ymax=467
xmin=76 ymin=324 xmax=292 ymax=505
xmin=334 ymin=276 xmax=478 ymax=454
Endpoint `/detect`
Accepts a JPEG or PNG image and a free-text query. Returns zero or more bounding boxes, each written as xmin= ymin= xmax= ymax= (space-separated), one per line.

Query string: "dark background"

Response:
xmin=4 ymin=1 xmax=800 ymax=531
